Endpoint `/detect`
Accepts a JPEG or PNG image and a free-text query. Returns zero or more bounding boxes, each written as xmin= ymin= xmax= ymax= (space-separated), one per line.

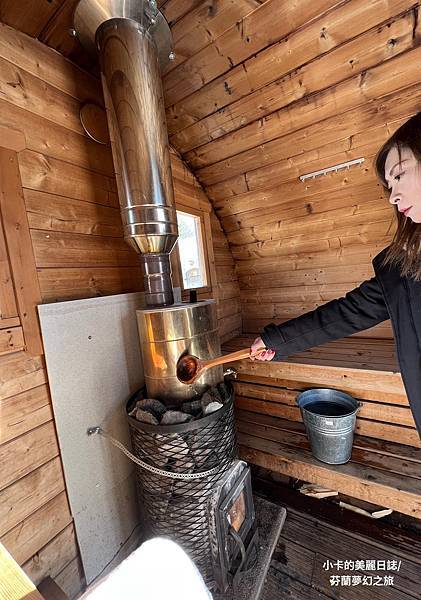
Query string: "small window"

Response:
xmin=176 ymin=210 xmax=208 ymax=290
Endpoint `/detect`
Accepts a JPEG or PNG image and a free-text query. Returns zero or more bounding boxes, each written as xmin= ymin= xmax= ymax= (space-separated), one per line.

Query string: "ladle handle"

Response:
xmin=204 ymin=347 xmax=265 ymax=370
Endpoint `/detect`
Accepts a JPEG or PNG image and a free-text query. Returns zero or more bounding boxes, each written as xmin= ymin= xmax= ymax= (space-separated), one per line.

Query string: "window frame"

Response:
xmin=174 ymin=205 xmax=213 ymax=297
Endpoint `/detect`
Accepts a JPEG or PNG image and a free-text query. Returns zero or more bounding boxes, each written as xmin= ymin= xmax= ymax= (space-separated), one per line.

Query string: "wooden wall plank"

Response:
xmin=0 ymin=99 xmax=113 ymax=177
xmin=22 ymin=523 xmax=79 ymax=587
xmin=0 ymin=352 xmax=46 ymax=401
xmin=0 ymin=458 xmax=65 ymax=537
xmin=0 ymin=56 xmax=85 ymax=135
xmin=1 ymin=492 xmax=72 ymax=566
xmin=19 ymin=151 xmax=118 ymax=207
xmin=0 ymin=384 xmax=53 ymax=445
xmin=36 ymin=266 xmax=143 ymax=302
xmin=236 ymin=394 xmax=416 ymax=429
xmin=0 ymin=421 xmax=59 ymax=491
xmin=160 ymin=0 xmax=204 ymax=24
xmin=54 ymin=555 xmax=85 ymax=600
xmin=31 ymin=230 xmax=139 ymax=268
xmin=0 ymin=23 xmax=102 ymax=102
xmin=0 ymin=213 xmax=18 ymax=320
xmin=24 ymin=190 xmax=123 ymax=238
xmin=165 ymin=0 xmax=262 ymax=73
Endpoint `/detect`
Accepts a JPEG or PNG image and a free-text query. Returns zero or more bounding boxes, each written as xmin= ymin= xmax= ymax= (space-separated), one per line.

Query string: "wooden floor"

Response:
xmin=257 ymin=478 xmax=421 ymax=600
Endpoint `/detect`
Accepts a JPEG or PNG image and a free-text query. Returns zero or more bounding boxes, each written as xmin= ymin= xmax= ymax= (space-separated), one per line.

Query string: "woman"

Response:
xmin=250 ymin=112 xmax=421 ymax=437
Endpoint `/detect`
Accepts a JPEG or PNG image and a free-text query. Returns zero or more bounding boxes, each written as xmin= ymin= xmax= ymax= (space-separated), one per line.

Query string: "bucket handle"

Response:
xmin=356 ymin=402 xmax=363 ymax=414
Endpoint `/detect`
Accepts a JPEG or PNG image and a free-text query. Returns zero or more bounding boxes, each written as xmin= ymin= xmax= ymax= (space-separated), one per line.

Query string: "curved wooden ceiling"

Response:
xmin=2 ymin=0 xmax=417 ymax=337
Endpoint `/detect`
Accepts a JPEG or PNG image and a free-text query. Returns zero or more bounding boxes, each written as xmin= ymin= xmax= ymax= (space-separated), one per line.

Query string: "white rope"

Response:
xmin=88 ymin=427 xmax=220 ymax=481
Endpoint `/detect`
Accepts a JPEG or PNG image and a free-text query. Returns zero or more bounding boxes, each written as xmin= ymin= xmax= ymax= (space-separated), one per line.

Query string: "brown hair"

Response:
xmin=375 ymin=112 xmax=421 ymax=280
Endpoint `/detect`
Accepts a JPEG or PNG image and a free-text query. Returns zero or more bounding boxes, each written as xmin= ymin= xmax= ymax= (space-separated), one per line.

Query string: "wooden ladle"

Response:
xmin=176 ymin=347 xmax=266 ymax=385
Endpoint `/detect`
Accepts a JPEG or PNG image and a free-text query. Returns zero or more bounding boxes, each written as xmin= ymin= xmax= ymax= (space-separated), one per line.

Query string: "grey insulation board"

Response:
xmin=38 ymin=292 xmax=147 ymax=584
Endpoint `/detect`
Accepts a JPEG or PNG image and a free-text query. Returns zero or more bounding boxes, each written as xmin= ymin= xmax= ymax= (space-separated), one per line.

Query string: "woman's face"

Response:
xmin=385 ymin=146 xmax=421 ymax=223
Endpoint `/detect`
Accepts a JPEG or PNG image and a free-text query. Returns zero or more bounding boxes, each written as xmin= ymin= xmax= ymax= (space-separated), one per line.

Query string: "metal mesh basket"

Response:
xmin=127 ymin=381 xmax=237 ymax=585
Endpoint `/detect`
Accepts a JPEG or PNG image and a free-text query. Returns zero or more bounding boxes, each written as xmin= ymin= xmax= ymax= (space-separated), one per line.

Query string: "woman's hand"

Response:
xmin=250 ymin=337 xmax=276 ymax=361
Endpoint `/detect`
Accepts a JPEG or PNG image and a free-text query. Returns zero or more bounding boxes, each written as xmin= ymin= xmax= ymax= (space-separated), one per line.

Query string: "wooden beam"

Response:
xmin=0 ymin=149 xmax=43 ymax=355
xmin=0 ymin=542 xmax=44 ymax=600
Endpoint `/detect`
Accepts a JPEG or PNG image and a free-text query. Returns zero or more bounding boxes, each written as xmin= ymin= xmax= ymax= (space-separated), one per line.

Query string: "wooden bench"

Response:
xmin=222 ymin=335 xmax=421 ymax=520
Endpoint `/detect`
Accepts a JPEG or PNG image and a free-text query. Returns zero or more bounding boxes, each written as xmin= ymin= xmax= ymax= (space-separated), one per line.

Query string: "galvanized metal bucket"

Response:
xmin=296 ymin=389 xmax=362 ymax=465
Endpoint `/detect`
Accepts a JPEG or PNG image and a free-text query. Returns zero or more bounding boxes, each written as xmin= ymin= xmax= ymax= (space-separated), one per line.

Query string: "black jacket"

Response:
xmin=261 ymin=247 xmax=421 ymax=437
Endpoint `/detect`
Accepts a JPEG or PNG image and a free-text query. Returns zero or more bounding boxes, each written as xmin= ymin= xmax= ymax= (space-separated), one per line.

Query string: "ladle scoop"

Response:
xmin=176 ymin=347 xmax=266 ymax=385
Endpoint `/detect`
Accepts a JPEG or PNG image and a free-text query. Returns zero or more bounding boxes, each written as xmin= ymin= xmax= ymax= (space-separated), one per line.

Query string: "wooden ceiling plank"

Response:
xmin=0 ymin=0 xmax=65 ymax=38
xmin=175 ymin=7 xmax=416 ymax=155
xmin=163 ymin=0 xmax=262 ymax=74
xmin=38 ymin=0 xmax=98 ymax=74
xmin=160 ymin=0 xmax=204 ymax=25
xmin=167 ymin=0 xmax=416 ymax=140
xmin=163 ymin=0 xmax=343 ymax=107
xmin=195 ymin=81 xmax=421 ymax=186
xmin=189 ymin=40 xmax=421 ymax=172
xmin=205 ymin=127 xmax=398 ymax=202
xmin=232 ymin=222 xmax=393 ymax=261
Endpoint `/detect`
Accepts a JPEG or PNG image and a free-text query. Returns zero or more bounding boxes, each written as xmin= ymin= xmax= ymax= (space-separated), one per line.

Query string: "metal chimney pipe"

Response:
xmin=73 ymin=1 xmax=178 ymax=306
